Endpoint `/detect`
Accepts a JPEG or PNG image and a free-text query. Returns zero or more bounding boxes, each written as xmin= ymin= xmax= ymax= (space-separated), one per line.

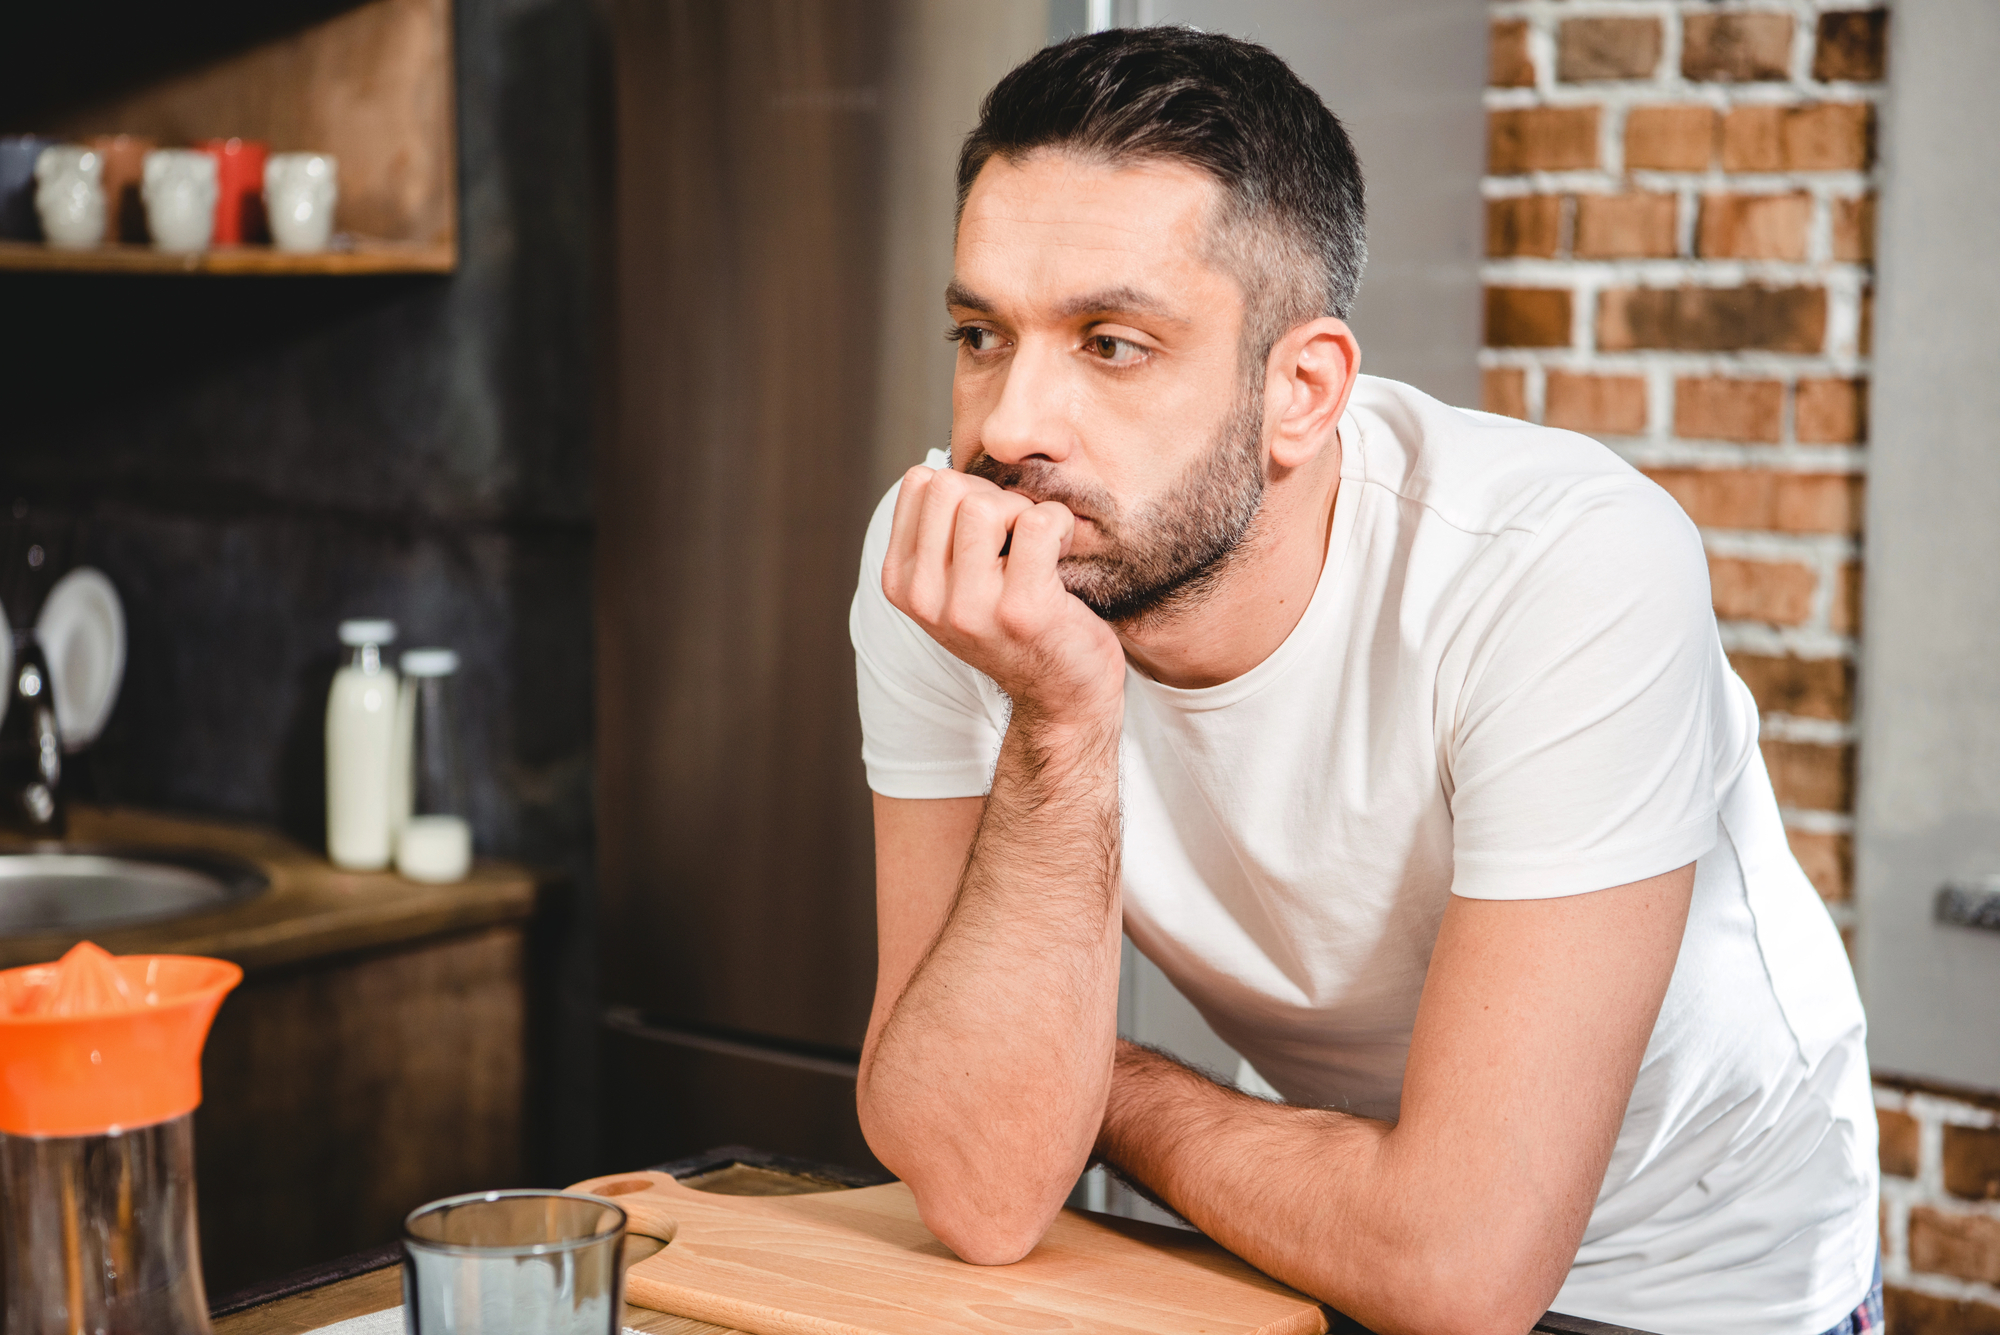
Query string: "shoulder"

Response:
xmin=1345 ymin=375 xmax=1686 ymax=551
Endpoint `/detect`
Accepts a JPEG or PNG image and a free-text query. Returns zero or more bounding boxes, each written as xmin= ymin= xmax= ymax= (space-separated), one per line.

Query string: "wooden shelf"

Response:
xmin=0 ymin=236 xmax=455 ymax=275
xmin=3 ymin=0 xmax=456 ymax=275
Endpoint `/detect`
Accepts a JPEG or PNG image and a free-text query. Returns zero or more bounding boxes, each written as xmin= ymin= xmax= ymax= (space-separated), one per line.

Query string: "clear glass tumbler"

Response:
xmin=402 ymin=1190 xmax=628 ymax=1335
xmin=0 ymin=1112 xmax=211 ymax=1335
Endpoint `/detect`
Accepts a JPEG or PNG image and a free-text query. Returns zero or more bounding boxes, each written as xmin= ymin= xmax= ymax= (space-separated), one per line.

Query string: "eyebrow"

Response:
xmin=944 ymin=280 xmax=1192 ymax=326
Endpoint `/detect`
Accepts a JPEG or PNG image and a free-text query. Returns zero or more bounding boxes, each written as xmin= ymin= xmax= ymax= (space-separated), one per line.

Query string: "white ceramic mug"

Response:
xmin=142 ymin=149 xmax=218 ymax=253
xmin=264 ymin=153 xmax=338 ymax=252
xmin=33 ymin=146 xmax=106 ymax=249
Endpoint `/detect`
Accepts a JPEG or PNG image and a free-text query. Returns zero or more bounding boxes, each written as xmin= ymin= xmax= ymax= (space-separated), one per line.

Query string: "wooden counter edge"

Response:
xmin=0 ymin=806 xmax=541 ymax=973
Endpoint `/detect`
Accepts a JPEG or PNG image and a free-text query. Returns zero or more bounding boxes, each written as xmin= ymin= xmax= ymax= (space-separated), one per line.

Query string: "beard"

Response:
xmin=964 ymin=380 xmax=1267 ymax=625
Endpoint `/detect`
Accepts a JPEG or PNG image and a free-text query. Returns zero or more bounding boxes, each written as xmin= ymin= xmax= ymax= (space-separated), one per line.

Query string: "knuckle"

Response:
xmin=943 ymin=604 xmax=985 ymax=639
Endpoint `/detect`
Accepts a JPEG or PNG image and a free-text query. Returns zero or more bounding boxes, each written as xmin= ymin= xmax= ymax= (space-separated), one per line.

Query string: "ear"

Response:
xmin=1265 ymin=317 xmax=1360 ymax=471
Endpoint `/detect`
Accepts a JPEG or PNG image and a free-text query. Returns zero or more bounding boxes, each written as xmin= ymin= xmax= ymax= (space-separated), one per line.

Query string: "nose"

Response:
xmin=971 ymin=337 xmax=1075 ymax=468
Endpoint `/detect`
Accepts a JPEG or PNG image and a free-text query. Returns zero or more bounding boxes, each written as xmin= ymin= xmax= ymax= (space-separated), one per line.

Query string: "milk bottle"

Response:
xmin=325 ymin=619 xmax=398 ymax=869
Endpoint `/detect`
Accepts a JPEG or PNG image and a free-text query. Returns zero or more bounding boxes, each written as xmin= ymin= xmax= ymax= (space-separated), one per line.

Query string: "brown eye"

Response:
xmin=1091 ymin=335 xmax=1118 ymax=358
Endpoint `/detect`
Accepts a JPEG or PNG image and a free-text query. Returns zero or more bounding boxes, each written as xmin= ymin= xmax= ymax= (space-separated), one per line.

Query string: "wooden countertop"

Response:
xmin=208 ymin=1151 xmax=1660 ymax=1335
xmin=0 ymin=806 xmax=538 ymax=973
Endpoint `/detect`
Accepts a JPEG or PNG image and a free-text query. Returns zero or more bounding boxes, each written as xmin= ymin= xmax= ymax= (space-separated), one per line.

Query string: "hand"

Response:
xmin=882 ymin=465 xmax=1125 ymax=726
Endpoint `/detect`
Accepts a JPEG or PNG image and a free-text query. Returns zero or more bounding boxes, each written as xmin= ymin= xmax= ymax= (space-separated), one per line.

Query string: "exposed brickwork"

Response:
xmin=1599 ymin=286 xmax=1827 ymax=354
xmin=1643 ymin=469 xmax=1862 ymax=534
xmin=1912 ymin=1207 xmax=2000 ymax=1285
xmin=1545 ymin=372 xmax=1646 ymax=435
xmin=1878 ymin=1079 xmax=2000 ymax=1314
xmin=1574 ymin=193 xmax=1677 ymax=258
xmin=1484 ymin=286 xmax=1572 ymax=347
xmin=1831 ymin=562 xmax=1862 ymax=635
xmin=1888 ymin=1288 xmax=2000 ymax=1335
xmin=1682 ymin=12 xmax=1794 ymax=83
xmin=1698 ymin=191 xmax=1813 ymax=261
xmin=1814 ymin=10 xmax=1889 ymax=83
xmin=1624 ymin=104 xmax=1715 ymax=170
xmin=1486 ymin=195 xmax=1562 ymax=258
xmin=1721 ymin=101 xmax=1875 ymax=172
xmin=1675 ymin=377 xmax=1784 ymax=443
xmin=1490 ymin=18 xmax=1534 ymax=89
xmin=1833 ymin=194 xmax=1876 ymax=262
xmin=1484 ymin=1 xmax=1879 ymax=929
xmin=1482 ymin=367 xmax=1527 ymax=420
xmin=1763 ymin=739 xmax=1853 ymax=810
xmin=1488 ymin=106 xmax=1600 ymax=173
xmin=1711 ymin=556 xmax=1814 ymax=625
xmin=1948 ymin=1126 xmax=2000 ymax=1202
xmin=1785 ymin=828 xmax=1852 ymax=903
xmin=1728 ymin=652 xmax=1852 ymax=721
xmin=1558 ymin=17 xmax=1662 ymax=82
xmin=1797 ymin=379 xmax=1868 ymax=444
xmin=1880 ymin=1107 xmax=1919 ymax=1177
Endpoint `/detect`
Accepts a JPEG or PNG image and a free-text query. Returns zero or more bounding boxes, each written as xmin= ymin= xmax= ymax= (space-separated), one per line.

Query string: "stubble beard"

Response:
xmin=964 ymin=380 xmax=1268 ymax=626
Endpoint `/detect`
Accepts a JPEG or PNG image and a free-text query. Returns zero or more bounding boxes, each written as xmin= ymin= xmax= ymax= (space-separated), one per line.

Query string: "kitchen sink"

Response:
xmin=0 ymin=846 xmax=269 ymax=936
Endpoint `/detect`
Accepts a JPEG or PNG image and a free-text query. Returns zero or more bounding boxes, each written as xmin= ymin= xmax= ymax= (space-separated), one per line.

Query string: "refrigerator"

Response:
xmin=593 ymin=0 xmax=1051 ymax=1174
xmin=593 ymin=0 xmax=1485 ymax=1181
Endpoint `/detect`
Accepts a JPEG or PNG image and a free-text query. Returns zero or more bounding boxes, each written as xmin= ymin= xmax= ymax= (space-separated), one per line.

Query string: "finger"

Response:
xmin=950 ymin=489 xmax=1033 ymax=569
xmin=883 ymin=466 xmax=937 ymax=600
xmin=943 ymin=491 xmax=1033 ymax=635
xmin=999 ymin=502 xmax=1076 ymax=591
xmin=904 ymin=469 xmax=974 ymax=620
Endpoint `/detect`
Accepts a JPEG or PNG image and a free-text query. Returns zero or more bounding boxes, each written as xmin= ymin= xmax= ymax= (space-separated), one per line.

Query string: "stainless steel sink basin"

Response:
xmin=0 ymin=846 xmax=268 ymax=936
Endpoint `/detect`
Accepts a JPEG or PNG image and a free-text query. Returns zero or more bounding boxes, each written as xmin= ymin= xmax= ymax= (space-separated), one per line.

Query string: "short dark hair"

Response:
xmin=957 ymin=27 xmax=1367 ymax=359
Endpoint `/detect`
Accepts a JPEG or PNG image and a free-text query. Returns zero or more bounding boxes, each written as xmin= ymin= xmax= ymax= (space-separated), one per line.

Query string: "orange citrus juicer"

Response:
xmin=0 ymin=941 xmax=241 ymax=1137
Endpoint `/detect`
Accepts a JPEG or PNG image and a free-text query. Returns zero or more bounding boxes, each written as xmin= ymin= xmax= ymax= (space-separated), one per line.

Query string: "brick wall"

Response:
xmin=1878 ymin=1077 xmax=2000 ymax=1328
xmin=1481 ymin=0 xmax=1882 ymax=933
xmin=1482 ymin=9 xmax=2000 ymax=1324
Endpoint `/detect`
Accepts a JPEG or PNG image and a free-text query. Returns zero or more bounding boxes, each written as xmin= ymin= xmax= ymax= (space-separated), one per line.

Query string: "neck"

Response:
xmin=1115 ymin=425 xmax=1343 ymax=690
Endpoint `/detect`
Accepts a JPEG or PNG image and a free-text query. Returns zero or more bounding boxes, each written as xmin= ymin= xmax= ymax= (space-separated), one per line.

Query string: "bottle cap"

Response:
xmin=399 ymin=648 xmax=459 ymax=678
xmin=0 ymin=941 xmax=241 ymax=1136
xmin=338 ymin=619 xmax=397 ymax=647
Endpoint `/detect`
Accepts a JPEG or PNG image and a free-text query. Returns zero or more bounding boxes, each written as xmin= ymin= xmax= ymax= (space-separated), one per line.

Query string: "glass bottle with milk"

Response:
xmin=325 ymin=619 xmax=398 ymax=869
xmin=394 ymin=648 xmax=471 ymax=882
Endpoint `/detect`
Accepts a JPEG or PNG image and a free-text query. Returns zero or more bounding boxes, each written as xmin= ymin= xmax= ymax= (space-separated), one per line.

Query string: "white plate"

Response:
xmin=36 ymin=566 xmax=125 ymax=752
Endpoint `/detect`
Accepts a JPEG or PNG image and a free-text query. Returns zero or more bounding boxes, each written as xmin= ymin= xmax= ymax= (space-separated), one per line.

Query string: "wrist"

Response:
xmin=1010 ymin=683 xmax=1124 ymax=739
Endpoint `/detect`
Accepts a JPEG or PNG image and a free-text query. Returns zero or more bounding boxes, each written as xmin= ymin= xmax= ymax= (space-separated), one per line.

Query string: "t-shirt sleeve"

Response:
xmin=850 ymin=464 xmax=1010 ymax=799
xmin=1447 ymin=479 xmax=1726 ymax=899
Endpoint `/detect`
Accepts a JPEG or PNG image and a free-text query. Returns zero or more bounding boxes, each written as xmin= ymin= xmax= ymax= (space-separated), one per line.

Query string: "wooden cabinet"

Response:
xmin=0 ymin=807 xmax=538 ymax=1294
xmin=197 ymin=925 xmax=528 ymax=1295
xmin=0 ymin=0 xmax=456 ymax=275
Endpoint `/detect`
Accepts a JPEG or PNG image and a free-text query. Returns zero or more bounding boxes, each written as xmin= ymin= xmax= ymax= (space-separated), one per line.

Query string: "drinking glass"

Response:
xmin=402 ymin=1190 xmax=629 ymax=1335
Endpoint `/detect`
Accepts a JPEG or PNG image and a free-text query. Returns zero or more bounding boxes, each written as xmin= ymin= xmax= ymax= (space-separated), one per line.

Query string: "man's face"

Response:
xmin=948 ymin=151 xmax=1266 ymax=623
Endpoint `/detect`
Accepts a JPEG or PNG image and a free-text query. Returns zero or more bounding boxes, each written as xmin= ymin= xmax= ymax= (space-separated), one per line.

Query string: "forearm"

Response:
xmin=1095 ymin=1043 xmax=1567 ymax=1335
xmin=859 ymin=707 xmax=1123 ymax=1260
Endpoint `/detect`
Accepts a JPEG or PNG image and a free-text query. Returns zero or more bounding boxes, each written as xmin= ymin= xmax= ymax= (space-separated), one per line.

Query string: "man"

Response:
xmin=848 ymin=28 xmax=1876 ymax=1335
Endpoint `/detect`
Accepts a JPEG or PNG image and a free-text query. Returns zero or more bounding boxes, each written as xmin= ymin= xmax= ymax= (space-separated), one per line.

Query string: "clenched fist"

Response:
xmin=882 ymin=466 xmax=1127 ymax=728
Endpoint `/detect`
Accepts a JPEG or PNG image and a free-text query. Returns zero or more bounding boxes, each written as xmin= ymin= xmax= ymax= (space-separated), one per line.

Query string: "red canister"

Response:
xmin=196 ymin=137 xmax=269 ymax=245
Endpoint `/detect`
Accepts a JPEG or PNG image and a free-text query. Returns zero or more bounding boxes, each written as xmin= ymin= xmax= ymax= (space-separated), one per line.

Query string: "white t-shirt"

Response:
xmin=850 ymin=375 xmax=1877 ymax=1335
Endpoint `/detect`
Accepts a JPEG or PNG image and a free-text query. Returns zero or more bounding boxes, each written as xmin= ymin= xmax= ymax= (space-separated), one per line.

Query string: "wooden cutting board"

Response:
xmin=568 ymin=1169 xmax=1328 ymax=1335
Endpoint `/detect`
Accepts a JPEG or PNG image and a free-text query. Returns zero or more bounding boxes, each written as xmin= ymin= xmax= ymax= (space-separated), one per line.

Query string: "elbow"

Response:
xmin=910 ymin=1184 xmax=1058 ymax=1265
xmin=854 ymin=1074 xmax=1082 ymax=1265
xmin=1409 ymin=1295 xmax=1548 ymax=1335
xmin=1354 ymin=1236 xmax=1561 ymax=1335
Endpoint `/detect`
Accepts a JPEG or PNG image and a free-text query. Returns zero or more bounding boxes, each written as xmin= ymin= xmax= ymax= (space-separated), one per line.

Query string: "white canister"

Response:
xmin=141 ymin=149 xmax=218 ymax=253
xmin=33 ymin=146 xmax=105 ymax=249
xmin=264 ymin=153 xmax=338 ymax=253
